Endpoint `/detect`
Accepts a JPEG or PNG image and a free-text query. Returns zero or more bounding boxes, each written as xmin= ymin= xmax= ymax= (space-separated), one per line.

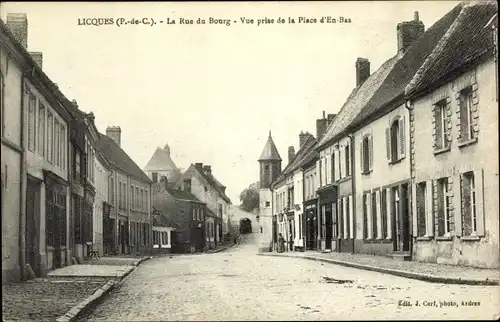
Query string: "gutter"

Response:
xmin=405 ymin=99 xmax=414 ymax=258
xmin=19 ymin=71 xmax=28 ymax=280
xmin=345 ymin=131 xmax=356 ymax=254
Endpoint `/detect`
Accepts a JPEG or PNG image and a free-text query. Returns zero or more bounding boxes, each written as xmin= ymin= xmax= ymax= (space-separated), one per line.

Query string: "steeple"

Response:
xmin=258 ymin=131 xmax=282 ymax=162
xmin=258 ymin=131 xmax=282 ymax=189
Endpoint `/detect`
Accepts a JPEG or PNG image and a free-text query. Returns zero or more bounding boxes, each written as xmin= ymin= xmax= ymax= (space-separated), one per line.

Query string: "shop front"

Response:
xmin=303 ymin=198 xmax=318 ymax=250
xmin=317 ymin=186 xmax=337 ymax=252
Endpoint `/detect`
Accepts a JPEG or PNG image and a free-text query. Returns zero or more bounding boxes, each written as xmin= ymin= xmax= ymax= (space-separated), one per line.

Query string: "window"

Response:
xmin=437 ymin=178 xmax=451 ymax=236
xmin=38 ymin=104 xmax=45 ymax=157
xmin=135 ymin=187 xmax=139 ymax=210
xmin=54 ymin=119 xmax=60 ymax=167
xmin=193 ymin=208 xmax=196 ymax=220
xmin=381 ymin=190 xmax=388 ymax=239
xmin=363 ymin=193 xmax=368 ymax=239
xmin=371 ymin=192 xmax=377 ymax=239
xmin=145 ymin=189 xmax=149 ymax=213
xmin=152 ymin=172 xmax=158 ymax=183
xmin=265 ymin=201 xmax=270 ymax=207
xmin=60 ymin=125 xmax=65 ymax=169
xmin=130 ymin=185 xmax=134 ymax=210
xmin=345 ymin=197 xmax=350 ymax=239
xmin=416 ymin=182 xmax=427 ymax=237
xmin=345 ymin=144 xmax=350 ymax=176
xmin=109 ymin=177 xmax=115 ymax=205
xmin=74 ymin=149 xmax=81 ymax=181
xmin=434 ymin=100 xmax=450 ymax=150
xmin=386 ymin=117 xmax=405 ymax=163
xmin=461 ymin=172 xmax=476 ymax=236
xmin=361 ymin=135 xmax=373 ymax=174
xmin=28 ymin=94 xmax=36 ymax=152
xmin=47 ymin=112 xmax=53 ymax=163
xmin=459 ymin=87 xmax=475 ymax=142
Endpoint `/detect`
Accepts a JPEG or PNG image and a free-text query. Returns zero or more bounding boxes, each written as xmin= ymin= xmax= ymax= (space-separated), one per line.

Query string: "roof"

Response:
xmin=152 ymin=208 xmax=180 ymax=228
xmin=300 ymin=144 xmax=319 ymax=170
xmin=406 ymin=2 xmax=498 ymax=98
xmin=351 ymin=3 xmax=464 ymax=127
xmin=258 ymin=131 xmax=282 ymax=161
xmin=317 ymin=55 xmax=400 ymax=149
xmin=192 ymin=166 xmax=232 ymax=204
xmin=95 ymin=133 xmax=151 ymax=183
xmin=144 ymin=146 xmax=179 ymax=172
xmin=166 ymin=188 xmax=203 ymax=203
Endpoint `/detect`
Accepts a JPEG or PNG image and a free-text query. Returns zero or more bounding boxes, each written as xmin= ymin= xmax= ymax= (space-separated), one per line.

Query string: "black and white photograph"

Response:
xmin=1 ymin=1 xmax=499 ymax=321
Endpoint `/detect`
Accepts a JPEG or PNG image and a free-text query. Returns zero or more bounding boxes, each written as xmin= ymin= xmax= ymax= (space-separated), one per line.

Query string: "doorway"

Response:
xmin=392 ymin=184 xmax=410 ymax=252
xmin=325 ymin=203 xmax=333 ymax=250
xmin=26 ymin=179 xmax=40 ymax=275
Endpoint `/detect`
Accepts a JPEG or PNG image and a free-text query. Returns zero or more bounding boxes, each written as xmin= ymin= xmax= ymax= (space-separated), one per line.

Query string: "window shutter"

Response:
xmin=360 ymin=139 xmax=364 ymax=174
xmin=375 ymin=190 xmax=381 ymax=239
xmin=445 ymin=98 xmax=452 ymax=144
xmin=386 ymin=188 xmax=392 ymax=239
xmin=385 ymin=128 xmax=391 ymax=161
xmin=399 ymin=116 xmax=406 ymax=159
xmin=349 ymin=196 xmax=354 ymax=238
xmin=432 ymin=105 xmax=438 ymax=150
xmin=334 ymin=149 xmax=340 ymax=181
xmin=426 ymin=180 xmax=434 ymax=237
xmin=337 ymin=201 xmax=341 ymax=238
xmin=412 ymin=184 xmax=418 ymax=237
xmin=368 ymin=135 xmax=373 ymax=171
xmin=453 ymin=175 xmax=462 ymax=237
xmin=367 ymin=192 xmax=372 ymax=239
xmin=340 ymin=147 xmax=346 ymax=177
xmin=318 ymin=159 xmax=322 ymax=187
xmin=475 ymin=169 xmax=485 ymax=237
xmin=343 ymin=197 xmax=348 ymax=238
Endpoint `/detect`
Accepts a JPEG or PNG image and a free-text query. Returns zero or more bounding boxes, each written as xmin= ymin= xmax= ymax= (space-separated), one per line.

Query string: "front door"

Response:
xmin=26 ymin=179 xmax=39 ymax=274
xmin=401 ymin=184 xmax=410 ymax=251
xmin=119 ymin=221 xmax=125 ymax=254
xmin=325 ymin=204 xmax=333 ymax=250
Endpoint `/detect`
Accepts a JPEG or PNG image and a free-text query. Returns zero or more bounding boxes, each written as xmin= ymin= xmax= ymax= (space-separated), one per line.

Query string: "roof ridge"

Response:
xmin=406 ymin=3 xmax=468 ymax=96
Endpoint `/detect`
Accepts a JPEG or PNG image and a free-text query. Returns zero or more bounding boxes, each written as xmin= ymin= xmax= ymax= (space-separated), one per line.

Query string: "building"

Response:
xmin=2 ymin=14 xmax=75 ymax=280
xmin=405 ymin=2 xmax=498 ymax=268
xmin=257 ymin=132 xmax=282 ymax=252
xmin=176 ymin=163 xmax=231 ymax=247
xmin=143 ymin=143 xmax=181 ymax=185
xmin=348 ymin=7 xmax=462 ymax=258
xmin=95 ymin=127 xmax=152 ymax=256
xmin=301 ymin=144 xmax=319 ymax=251
xmin=152 ymin=176 xmax=206 ymax=253
xmin=93 ymin=146 xmax=111 ymax=257
xmin=152 ymin=207 xmax=178 ymax=255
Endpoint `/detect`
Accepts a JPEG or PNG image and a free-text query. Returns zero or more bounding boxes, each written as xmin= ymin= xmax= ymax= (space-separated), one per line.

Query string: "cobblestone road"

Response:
xmin=79 ymin=234 xmax=500 ymax=321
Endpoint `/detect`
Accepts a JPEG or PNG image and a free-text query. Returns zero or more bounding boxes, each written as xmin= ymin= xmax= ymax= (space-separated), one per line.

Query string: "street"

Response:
xmin=79 ymin=233 xmax=499 ymax=321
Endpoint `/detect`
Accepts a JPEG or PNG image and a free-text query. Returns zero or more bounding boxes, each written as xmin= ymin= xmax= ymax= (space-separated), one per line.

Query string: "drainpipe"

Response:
xmin=19 ymin=71 xmax=29 ymax=280
xmin=345 ymin=132 xmax=356 ymax=254
xmin=405 ymin=99 xmax=414 ymax=258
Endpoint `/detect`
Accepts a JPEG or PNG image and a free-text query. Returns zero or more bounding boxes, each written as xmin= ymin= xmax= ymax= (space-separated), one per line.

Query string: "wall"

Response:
xmin=412 ymin=59 xmax=499 ymax=268
xmin=93 ymin=156 xmax=108 ymax=256
xmin=353 ymin=102 xmax=410 ymax=255
xmin=258 ymin=188 xmax=273 ymax=252
xmin=1 ymin=44 xmax=23 ymax=282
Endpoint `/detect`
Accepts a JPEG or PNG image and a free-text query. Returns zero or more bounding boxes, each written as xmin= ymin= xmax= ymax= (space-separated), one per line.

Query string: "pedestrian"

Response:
xmin=278 ymin=233 xmax=285 ymax=253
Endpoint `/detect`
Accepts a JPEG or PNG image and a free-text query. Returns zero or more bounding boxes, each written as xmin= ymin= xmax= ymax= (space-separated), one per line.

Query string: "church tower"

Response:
xmin=257 ymin=131 xmax=281 ymax=252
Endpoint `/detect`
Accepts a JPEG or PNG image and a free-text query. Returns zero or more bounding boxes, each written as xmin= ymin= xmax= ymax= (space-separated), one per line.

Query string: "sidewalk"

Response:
xmin=258 ymin=251 xmax=500 ymax=285
xmin=2 ymin=256 xmax=152 ymax=322
xmin=206 ymin=242 xmax=236 ymax=254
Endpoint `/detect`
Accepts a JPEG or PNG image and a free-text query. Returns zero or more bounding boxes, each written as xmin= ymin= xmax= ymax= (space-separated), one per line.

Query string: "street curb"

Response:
xmin=258 ymin=253 xmax=500 ymax=286
xmin=211 ymin=243 xmax=236 ymax=254
xmin=55 ymin=280 xmax=116 ymax=322
xmin=56 ymin=256 xmax=153 ymax=322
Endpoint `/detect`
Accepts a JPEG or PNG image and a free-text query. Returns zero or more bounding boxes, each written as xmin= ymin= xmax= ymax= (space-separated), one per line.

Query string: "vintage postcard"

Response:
xmin=1 ymin=1 xmax=499 ymax=321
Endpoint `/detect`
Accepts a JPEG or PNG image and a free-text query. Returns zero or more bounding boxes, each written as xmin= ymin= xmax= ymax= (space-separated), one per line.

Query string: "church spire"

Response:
xmin=258 ymin=131 xmax=282 ymax=162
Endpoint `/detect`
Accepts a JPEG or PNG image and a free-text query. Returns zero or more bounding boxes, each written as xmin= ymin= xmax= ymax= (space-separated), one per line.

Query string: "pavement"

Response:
xmin=258 ymin=251 xmax=500 ymax=286
xmin=2 ymin=255 xmax=151 ymax=322
xmin=77 ymin=233 xmax=500 ymax=321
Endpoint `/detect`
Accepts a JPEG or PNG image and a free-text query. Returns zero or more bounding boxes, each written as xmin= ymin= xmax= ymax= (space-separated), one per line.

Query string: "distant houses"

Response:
xmin=258 ymin=2 xmax=499 ymax=269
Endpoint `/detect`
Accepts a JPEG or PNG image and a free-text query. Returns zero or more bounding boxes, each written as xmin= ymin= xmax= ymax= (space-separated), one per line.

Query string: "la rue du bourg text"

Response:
xmin=77 ymin=16 xmax=352 ymax=27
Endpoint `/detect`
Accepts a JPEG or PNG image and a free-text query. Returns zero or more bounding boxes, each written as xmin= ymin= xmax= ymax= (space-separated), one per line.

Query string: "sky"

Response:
xmin=1 ymin=1 xmax=463 ymax=205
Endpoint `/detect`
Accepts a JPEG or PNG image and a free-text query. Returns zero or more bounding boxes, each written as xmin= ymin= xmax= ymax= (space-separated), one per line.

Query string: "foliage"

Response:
xmin=239 ymin=182 xmax=260 ymax=212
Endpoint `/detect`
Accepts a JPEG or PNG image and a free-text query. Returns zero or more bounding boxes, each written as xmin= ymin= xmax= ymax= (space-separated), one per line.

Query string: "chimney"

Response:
xmin=316 ymin=111 xmax=328 ymax=141
xmin=203 ymin=165 xmax=212 ymax=176
xmin=195 ymin=163 xmax=203 ymax=171
xmin=6 ymin=13 xmax=28 ymax=48
xmin=106 ymin=126 xmax=122 ymax=147
xmin=29 ymin=52 xmax=43 ymax=69
xmin=355 ymin=58 xmax=370 ymax=87
xmin=288 ymin=146 xmax=295 ymax=164
xmin=299 ymin=131 xmax=308 ymax=148
xmin=327 ymin=113 xmax=337 ymax=126
xmin=397 ymin=11 xmax=425 ymax=55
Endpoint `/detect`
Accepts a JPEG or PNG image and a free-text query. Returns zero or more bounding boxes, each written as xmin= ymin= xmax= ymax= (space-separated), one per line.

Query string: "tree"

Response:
xmin=239 ymin=182 xmax=260 ymax=212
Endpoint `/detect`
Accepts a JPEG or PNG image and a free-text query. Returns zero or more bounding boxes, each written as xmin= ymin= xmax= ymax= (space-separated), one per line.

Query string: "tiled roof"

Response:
xmin=95 ymin=133 xmax=151 ymax=183
xmin=152 ymin=208 xmax=180 ymax=228
xmin=300 ymin=145 xmax=319 ymax=170
xmin=282 ymin=135 xmax=317 ymax=175
xmin=166 ymin=188 xmax=203 ymax=203
xmin=406 ymin=2 xmax=498 ymax=98
xmin=317 ymin=56 xmax=400 ymax=149
xmin=352 ymin=3 xmax=464 ymax=127
xmin=192 ymin=166 xmax=232 ymax=204
xmin=258 ymin=132 xmax=282 ymax=161
xmin=144 ymin=147 xmax=179 ymax=172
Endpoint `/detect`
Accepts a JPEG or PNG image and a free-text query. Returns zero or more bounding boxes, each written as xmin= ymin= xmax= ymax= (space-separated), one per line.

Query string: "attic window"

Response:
xmin=204 ymin=186 xmax=208 ymax=192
